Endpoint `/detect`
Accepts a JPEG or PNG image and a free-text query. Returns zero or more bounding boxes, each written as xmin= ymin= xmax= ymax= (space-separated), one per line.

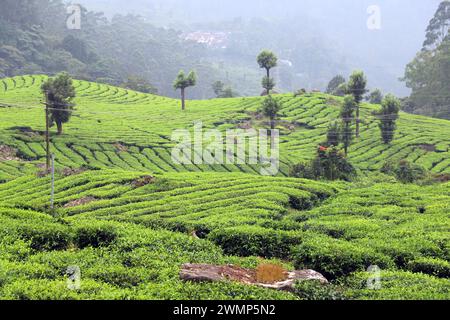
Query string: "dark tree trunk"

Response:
xmin=181 ymin=88 xmax=186 ymax=111
xmin=56 ymin=121 xmax=63 ymax=135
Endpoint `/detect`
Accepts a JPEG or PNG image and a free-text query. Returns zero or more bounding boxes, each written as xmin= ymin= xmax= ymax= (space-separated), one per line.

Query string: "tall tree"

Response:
xmin=212 ymin=81 xmax=237 ymax=98
xmin=41 ymin=73 xmax=76 ymax=135
xmin=347 ymin=70 xmax=367 ymax=137
xmin=340 ymin=95 xmax=356 ymax=156
xmin=261 ymin=95 xmax=281 ymax=130
xmin=173 ymin=70 xmax=196 ymax=111
xmin=403 ymin=1 xmax=450 ymax=120
xmin=367 ymin=89 xmax=383 ymax=104
xmin=377 ymin=94 xmax=401 ymax=144
xmin=257 ymin=50 xmax=277 ymax=95
xmin=423 ymin=1 xmax=450 ymax=51
xmin=257 ymin=50 xmax=278 ymax=79
xmin=326 ymin=75 xmax=346 ymax=94
xmin=326 ymin=121 xmax=340 ymax=147
xmin=212 ymin=81 xmax=225 ymax=97
xmin=122 ymin=76 xmax=158 ymax=94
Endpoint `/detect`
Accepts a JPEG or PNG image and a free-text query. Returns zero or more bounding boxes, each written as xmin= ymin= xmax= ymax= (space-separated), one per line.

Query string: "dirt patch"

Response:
xmin=114 ymin=143 xmax=128 ymax=153
xmin=433 ymin=173 xmax=450 ymax=183
xmin=132 ymin=175 xmax=156 ymax=188
xmin=0 ymin=145 xmax=21 ymax=161
xmin=64 ymin=196 xmax=97 ymax=208
xmin=417 ymin=144 xmax=436 ymax=152
xmin=61 ymin=167 xmax=87 ymax=177
xmin=237 ymin=121 xmax=253 ymax=130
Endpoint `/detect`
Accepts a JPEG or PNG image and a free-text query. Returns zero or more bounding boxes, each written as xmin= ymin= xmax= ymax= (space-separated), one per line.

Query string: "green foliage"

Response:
xmin=326 ymin=121 xmax=340 ymax=147
xmin=344 ymin=270 xmax=450 ymax=300
xmin=292 ymin=233 xmax=394 ymax=279
xmin=334 ymin=83 xmax=348 ymax=96
xmin=0 ymin=77 xmax=449 ymax=300
xmin=326 ymin=75 xmax=346 ymax=95
xmin=293 ymin=280 xmax=346 ymax=300
xmin=121 ymin=76 xmax=157 ymax=94
xmin=347 ymin=71 xmax=368 ymax=104
xmin=174 ymin=70 xmax=197 ymax=110
xmin=407 ymin=257 xmax=450 ymax=278
xmin=173 ymin=70 xmax=197 ymax=90
xmin=381 ymin=160 xmax=427 ymax=183
xmin=209 ymin=226 xmax=302 ymax=259
xmin=348 ymin=70 xmax=367 ymax=137
xmin=367 ymin=89 xmax=383 ymax=104
xmin=261 ymin=95 xmax=281 ymax=129
xmin=261 ymin=76 xmax=276 ymax=94
xmin=377 ymin=94 xmax=400 ymax=144
xmin=340 ymin=95 xmax=356 ymax=155
xmin=257 ymin=50 xmax=278 ymax=77
xmin=423 ymin=1 xmax=450 ymax=50
xmin=291 ymin=147 xmax=356 ymax=181
xmin=73 ymin=223 xmax=118 ymax=249
xmin=212 ymin=81 xmax=237 ymax=98
xmin=403 ymin=1 xmax=450 ymax=119
xmin=41 ymin=72 xmax=76 ymax=135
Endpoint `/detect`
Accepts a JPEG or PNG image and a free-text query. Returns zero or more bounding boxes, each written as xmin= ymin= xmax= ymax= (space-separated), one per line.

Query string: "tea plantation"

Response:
xmin=0 ymin=75 xmax=449 ymax=300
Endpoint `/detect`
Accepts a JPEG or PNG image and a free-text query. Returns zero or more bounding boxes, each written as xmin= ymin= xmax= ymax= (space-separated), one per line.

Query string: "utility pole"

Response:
xmin=44 ymin=93 xmax=50 ymax=172
xmin=50 ymin=154 xmax=55 ymax=210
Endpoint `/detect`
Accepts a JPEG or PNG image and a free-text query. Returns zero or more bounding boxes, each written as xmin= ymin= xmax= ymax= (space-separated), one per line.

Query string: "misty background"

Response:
xmin=77 ymin=0 xmax=441 ymax=96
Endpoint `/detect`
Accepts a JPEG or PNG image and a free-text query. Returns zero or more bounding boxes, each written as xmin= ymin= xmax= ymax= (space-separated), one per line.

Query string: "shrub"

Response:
xmin=18 ymin=225 xmax=72 ymax=252
xmin=209 ymin=226 xmax=302 ymax=259
xmin=407 ymin=257 xmax=450 ymax=278
xmin=289 ymin=163 xmax=316 ymax=180
xmin=73 ymin=223 xmax=117 ymax=249
xmin=291 ymin=146 xmax=356 ymax=181
xmin=344 ymin=270 xmax=450 ymax=300
xmin=381 ymin=160 xmax=427 ymax=183
xmin=293 ymin=280 xmax=346 ymax=300
xmin=291 ymin=234 xmax=393 ymax=279
xmin=86 ymin=265 xmax=156 ymax=288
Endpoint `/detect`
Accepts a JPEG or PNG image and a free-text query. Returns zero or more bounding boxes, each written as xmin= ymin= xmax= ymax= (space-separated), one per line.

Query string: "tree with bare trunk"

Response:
xmin=173 ymin=70 xmax=197 ymax=111
xmin=41 ymin=72 xmax=76 ymax=135
xmin=347 ymin=70 xmax=367 ymax=138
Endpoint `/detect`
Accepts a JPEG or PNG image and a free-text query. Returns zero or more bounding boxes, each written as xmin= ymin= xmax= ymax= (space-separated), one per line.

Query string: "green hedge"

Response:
xmin=291 ymin=234 xmax=394 ymax=279
xmin=407 ymin=257 xmax=450 ymax=278
xmin=344 ymin=270 xmax=450 ymax=300
xmin=209 ymin=226 xmax=302 ymax=258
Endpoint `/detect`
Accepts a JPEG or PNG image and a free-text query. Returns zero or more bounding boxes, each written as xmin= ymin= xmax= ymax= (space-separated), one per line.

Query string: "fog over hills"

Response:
xmin=77 ymin=0 xmax=441 ymax=96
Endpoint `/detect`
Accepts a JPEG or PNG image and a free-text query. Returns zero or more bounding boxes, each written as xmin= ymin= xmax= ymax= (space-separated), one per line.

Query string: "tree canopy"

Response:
xmin=41 ymin=72 xmax=76 ymax=135
xmin=403 ymin=1 xmax=450 ymax=119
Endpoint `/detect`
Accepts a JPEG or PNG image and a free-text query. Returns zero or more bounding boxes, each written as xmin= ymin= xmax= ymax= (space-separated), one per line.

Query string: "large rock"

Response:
xmin=180 ymin=264 xmax=328 ymax=292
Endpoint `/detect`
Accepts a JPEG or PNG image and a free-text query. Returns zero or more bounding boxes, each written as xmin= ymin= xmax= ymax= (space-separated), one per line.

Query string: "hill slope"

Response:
xmin=0 ymin=75 xmax=449 ymax=300
xmin=0 ymin=75 xmax=449 ymax=181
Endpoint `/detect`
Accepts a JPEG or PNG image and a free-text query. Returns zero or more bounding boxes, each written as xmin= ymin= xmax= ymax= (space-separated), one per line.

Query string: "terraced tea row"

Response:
xmin=0 ymin=206 xmax=296 ymax=300
xmin=1 ymin=75 xmax=449 ymax=181
xmin=0 ymin=170 xmax=448 ymax=299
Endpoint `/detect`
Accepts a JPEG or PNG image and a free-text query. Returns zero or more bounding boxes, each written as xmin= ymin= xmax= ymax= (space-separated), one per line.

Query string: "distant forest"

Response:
xmin=0 ymin=0 xmax=448 ymax=119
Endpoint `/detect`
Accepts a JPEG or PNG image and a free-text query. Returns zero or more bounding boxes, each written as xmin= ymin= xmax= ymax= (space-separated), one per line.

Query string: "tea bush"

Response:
xmin=209 ymin=226 xmax=302 ymax=258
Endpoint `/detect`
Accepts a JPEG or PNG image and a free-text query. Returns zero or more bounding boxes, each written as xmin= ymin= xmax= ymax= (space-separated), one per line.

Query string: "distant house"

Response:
xmin=183 ymin=31 xmax=230 ymax=49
